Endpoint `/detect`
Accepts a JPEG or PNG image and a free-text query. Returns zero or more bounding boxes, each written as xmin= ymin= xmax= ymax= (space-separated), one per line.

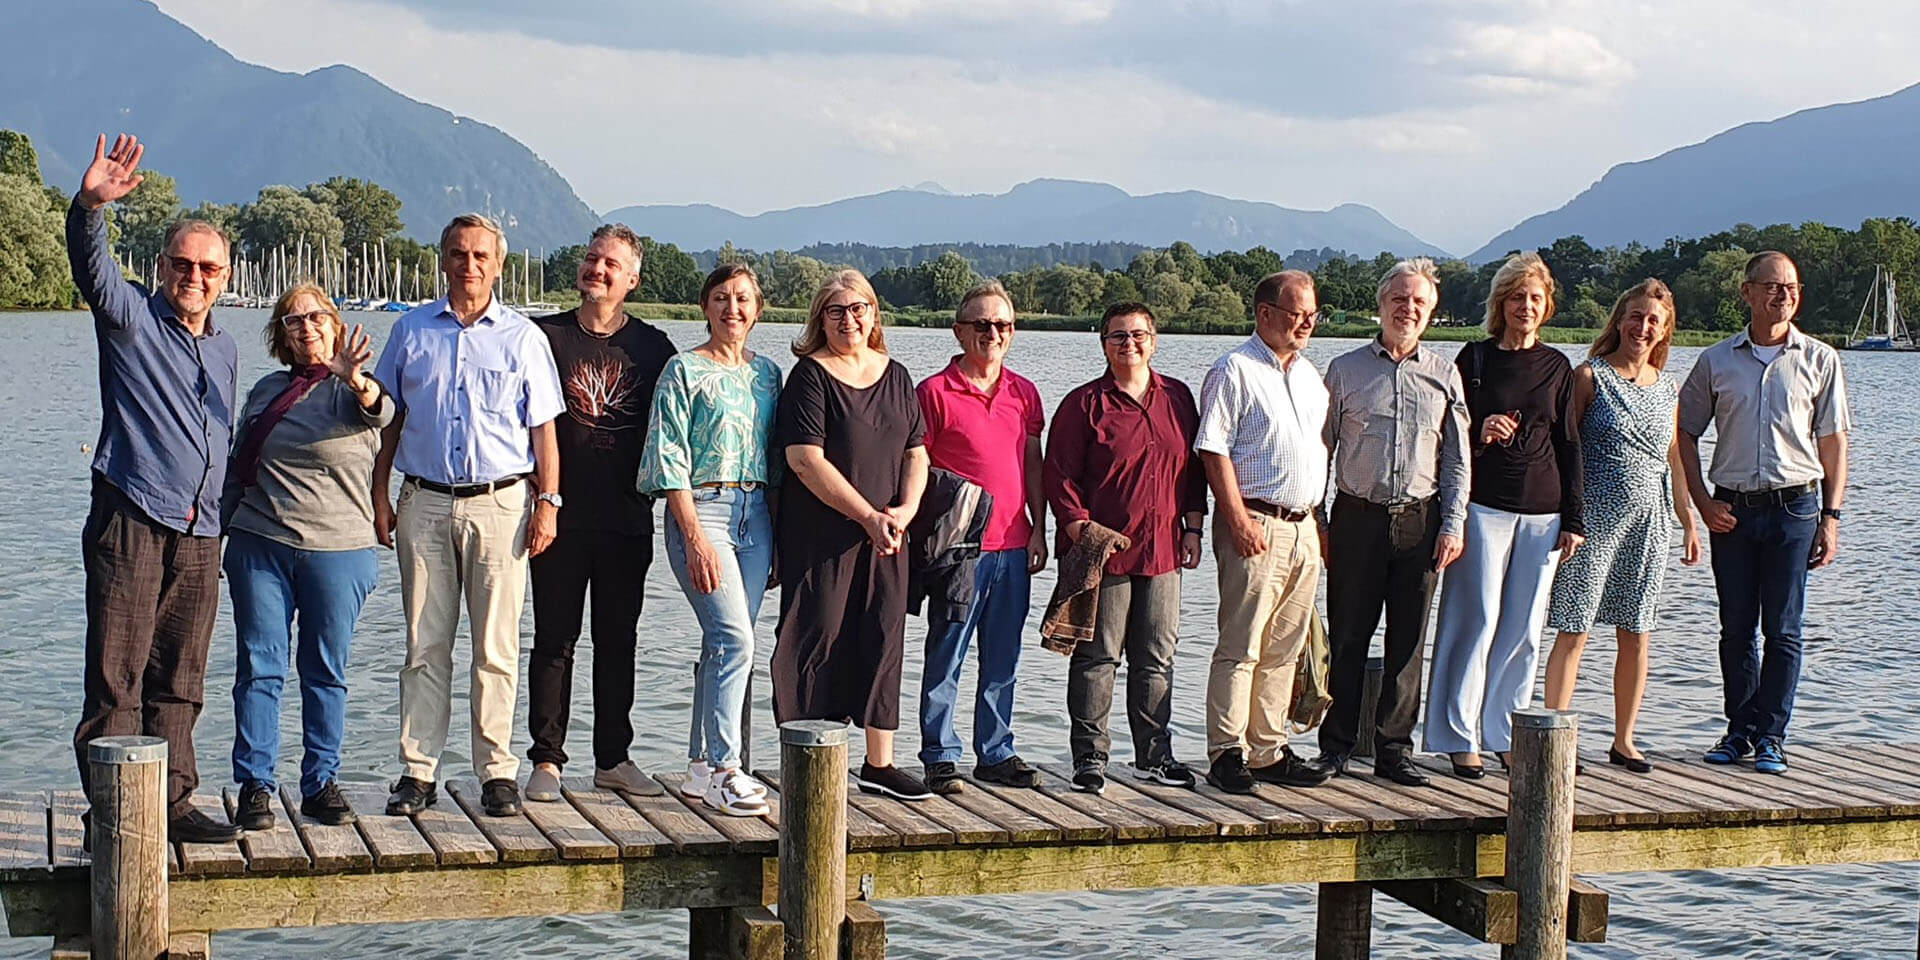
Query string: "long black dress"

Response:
xmin=772 ymin=355 xmax=925 ymax=730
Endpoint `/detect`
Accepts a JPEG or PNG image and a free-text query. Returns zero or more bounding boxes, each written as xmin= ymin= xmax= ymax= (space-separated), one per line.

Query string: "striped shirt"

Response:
xmin=1195 ymin=335 xmax=1330 ymax=510
xmin=1321 ymin=339 xmax=1471 ymax=537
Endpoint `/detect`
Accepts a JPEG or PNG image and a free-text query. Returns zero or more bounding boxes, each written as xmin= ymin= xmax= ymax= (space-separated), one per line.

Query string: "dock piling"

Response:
xmin=778 ymin=721 xmax=849 ymax=960
xmin=1502 ymin=709 xmax=1576 ymax=960
xmin=87 ymin=736 xmax=169 ymax=960
xmin=1314 ymin=881 xmax=1372 ymax=958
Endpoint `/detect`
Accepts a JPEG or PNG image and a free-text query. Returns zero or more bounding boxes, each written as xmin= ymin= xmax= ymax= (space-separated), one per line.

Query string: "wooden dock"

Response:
xmin=8 ymin=727 xmax=1920 ymax=957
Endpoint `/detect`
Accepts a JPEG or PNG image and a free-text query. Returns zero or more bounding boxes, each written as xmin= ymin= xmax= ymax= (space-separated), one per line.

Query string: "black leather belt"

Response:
xmin=1244 ymin=498 xmax=1312 ymax=522
xmin=1337 ymin=492 xmax=1433 ymax=516
xmin=1713 ymin=481 xmax=1817 ymax=508
xmin=407 ymin=475 xmax=526 ymax=498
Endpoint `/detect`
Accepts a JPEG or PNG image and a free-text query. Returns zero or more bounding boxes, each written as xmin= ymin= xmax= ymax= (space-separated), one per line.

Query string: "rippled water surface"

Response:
xmin=2 ymin=310 xmax=1914 ymax=958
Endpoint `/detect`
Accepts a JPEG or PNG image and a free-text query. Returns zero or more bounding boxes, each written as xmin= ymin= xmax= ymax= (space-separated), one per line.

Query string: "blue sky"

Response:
xmin=159 ymin=0 xmax=1920 ymax=254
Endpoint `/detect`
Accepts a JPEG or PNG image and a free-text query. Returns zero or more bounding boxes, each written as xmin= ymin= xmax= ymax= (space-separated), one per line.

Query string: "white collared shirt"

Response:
xmin=1195 ymin=335 xmax=1330 ymax=510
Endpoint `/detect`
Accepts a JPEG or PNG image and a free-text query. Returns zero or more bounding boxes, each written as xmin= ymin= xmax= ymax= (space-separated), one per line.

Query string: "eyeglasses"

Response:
xmin=1746 ymin=281 xmax=1802 ymax=297
xmin=824 ymin=302 xmax=873 ymax=322
xmin=167 ymin=257 xmax=227 ymax=278
xmin=1260 ymin=303 xmax=1319 ymax=324
xmin=1102 ymin=330 xmax=1153 ymax=344
xmin=961 ymin=320 xmax=1015 ymax=335
xmin=280 ymin=310 xmax=333 ymax=328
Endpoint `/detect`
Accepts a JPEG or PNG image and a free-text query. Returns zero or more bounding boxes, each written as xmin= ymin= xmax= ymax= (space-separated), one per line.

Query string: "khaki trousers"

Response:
xmin=1206 ymin=510 xmax=1321 ymax=766
xmin=395 ymin=480 xmax=530 ymax=783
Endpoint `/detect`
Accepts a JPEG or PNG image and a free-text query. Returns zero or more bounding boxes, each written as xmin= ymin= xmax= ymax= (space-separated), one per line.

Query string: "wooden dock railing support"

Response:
xmin=778 ymin=720 xmax=849 ymax=960
xmin=87 ymin=735 xmax=169 ymax=960
xmin=1503 ymin=709 xmax=1576 ymax=960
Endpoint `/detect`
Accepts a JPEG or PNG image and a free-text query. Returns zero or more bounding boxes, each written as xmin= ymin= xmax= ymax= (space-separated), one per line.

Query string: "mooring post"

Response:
xmin=88 ymin=735 xmax=169 ymax=960
xmin=1503 ymin=709 xmax=1576 ymax=960
xmin=1353 ymin=657 xmax=1384 ymax=759
xmin=778 ymin=720 xmax=848 ymax=960
xmin=1314 ymin=881 xmax=1373 ymax=959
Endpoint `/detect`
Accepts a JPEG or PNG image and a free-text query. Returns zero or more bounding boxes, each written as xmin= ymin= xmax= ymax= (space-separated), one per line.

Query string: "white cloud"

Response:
xmin=788 ymin=0 xmax=1115 ymax=25
xmin=1440 ymin=23 xmax=1631 ymax=94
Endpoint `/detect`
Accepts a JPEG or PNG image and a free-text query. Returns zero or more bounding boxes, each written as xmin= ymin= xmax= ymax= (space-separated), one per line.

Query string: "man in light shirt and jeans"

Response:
xmin=1195 ymin=270 xmax=1334 ymax=794
xmin=1679 ymin=250 xmax=1850 ymax=776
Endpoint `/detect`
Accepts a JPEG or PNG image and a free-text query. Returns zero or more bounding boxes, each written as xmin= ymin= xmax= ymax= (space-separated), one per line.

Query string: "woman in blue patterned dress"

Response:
xmin=639 ymin=263 xmax=784 ymax=815
xmin=1543 ymin=279 xmax=1701 ymax=772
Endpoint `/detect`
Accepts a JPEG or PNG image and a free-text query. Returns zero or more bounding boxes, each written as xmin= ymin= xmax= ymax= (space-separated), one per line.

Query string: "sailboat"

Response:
xmin=1847 ymin=264 xmax=1917 ymax=351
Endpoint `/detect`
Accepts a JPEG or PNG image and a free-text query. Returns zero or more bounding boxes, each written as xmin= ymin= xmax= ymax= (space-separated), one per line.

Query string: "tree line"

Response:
xmin=2 ymin=126 xmax=1915 ymax=335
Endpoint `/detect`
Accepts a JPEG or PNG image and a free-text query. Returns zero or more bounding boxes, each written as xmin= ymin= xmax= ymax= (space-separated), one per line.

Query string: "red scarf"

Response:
xmin=231 ymin=364 xmax=331 ymax=488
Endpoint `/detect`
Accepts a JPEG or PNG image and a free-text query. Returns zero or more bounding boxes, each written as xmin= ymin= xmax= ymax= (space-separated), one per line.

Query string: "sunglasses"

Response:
xmin=280 ymin=310 xmax=334 ymax=328
xmin=167 ymin=257 xmax=227 ymax=278
xmin=960 ymin=320 xmax=1014 ymax=334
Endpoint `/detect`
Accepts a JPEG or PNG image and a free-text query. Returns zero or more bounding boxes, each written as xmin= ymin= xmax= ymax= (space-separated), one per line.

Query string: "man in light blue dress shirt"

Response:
xmin=371 ymin=213 xmax=565 ymax=818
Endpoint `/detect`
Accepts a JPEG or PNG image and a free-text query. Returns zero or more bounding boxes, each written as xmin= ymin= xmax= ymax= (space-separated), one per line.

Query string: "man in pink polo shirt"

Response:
xmin=916 ymin=280 xmax=1048 ymax=794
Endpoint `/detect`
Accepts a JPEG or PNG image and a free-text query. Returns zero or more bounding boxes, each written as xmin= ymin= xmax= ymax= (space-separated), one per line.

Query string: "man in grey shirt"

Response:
xmin=1304 ymin=258 xmax=1469 ymax=787
xmin=1679 ymin=251 xmax=1850 ymax=776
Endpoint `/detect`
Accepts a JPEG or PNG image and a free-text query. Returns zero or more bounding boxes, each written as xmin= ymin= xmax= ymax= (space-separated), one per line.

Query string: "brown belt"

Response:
xmin=1243 ymin=498 xmax=1311 ymax=522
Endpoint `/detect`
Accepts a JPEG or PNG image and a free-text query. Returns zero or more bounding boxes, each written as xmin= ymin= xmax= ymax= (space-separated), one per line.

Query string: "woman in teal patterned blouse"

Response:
xmin=639 ymin=263 xmax=784 ymax=816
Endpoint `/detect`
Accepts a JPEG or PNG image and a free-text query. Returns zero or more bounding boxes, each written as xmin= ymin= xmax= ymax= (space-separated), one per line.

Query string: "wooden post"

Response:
xmin=87 ymin=735 xmax=169 ymax=960
xmin=1353 ymin=657 xmax=1384 ymax=759
xmin=1502 ymin=709 xmax=1576 ymax=960
xmin=840 ymin=902 xmax=886 ymax=960
xmin=778 ymin=720 xmax=849 ymax=960
xmin=1314 ymin=881 xmax=1372 ymax=959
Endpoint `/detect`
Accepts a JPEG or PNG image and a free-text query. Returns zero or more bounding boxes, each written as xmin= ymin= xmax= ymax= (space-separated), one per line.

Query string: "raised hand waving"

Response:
xmin=78 ymin=134 xmax=146 ymax=209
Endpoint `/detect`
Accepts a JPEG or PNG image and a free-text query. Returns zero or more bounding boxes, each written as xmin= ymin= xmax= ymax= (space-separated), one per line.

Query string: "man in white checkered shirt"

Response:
xmin=1194 ymin=269 xmax=1333 ymax=794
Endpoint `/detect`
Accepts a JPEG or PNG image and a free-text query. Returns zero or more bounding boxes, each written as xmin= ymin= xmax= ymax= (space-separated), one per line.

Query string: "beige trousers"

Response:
xmin=395 ymin=480 xmax=530 ymax=783
xmin=1206 ymin=510 xmax=1321 ymax=766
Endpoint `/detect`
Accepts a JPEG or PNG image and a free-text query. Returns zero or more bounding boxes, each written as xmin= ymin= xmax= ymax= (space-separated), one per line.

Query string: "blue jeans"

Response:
xmin=666 ymin=487 xmax=773 ymax=770
xmin=919 ymin=548 xmax=1030 ymax=767
xmin=1710 ymin=488 xmax=1820 ymax=741
xmin=224 ymin=529 xmax=379 ymax=797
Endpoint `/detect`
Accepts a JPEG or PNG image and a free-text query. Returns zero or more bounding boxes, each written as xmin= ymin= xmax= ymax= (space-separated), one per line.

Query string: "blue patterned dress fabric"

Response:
xmin=1547 ymin=358 xmax=1679 ymax=634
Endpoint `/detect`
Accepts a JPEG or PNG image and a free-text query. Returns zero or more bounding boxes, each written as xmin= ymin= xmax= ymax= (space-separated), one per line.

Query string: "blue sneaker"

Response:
xmin=1703 ymin=733 xmax=1753 ymax=765
xmin=1753 ymin=737 xmax=1788 ymax=775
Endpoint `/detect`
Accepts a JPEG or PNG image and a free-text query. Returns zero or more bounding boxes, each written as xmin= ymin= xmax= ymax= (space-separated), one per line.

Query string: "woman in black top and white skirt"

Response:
xmin=1422 ymin=252 xmax=1586 ymax=778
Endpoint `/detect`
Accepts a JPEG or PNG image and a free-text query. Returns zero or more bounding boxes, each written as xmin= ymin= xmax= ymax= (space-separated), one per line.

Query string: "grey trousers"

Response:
xmin=1067 ymin=571 xmax=1181 ymax=768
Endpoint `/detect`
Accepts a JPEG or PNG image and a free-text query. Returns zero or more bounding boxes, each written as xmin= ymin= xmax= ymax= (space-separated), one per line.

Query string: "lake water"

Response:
xmin=2 ymin=309 xmax=1914 ymax=958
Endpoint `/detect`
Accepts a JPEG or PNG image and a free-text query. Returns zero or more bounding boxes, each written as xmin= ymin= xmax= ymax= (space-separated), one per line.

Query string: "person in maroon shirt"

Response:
xmin=1044 ymin=302 xmax=1208 ymax=794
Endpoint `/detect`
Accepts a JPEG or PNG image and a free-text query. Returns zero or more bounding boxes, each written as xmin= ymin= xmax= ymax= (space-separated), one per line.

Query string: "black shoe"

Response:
xmin=170 ymin=807 xmax=242 ymax=844
xmin=1301 ymin=751 xmax=1349 ymax=781
xmin=300 ymin=782 xmax=358 ymax=826
xmin=1130 ymin=758 xmax=1197 ymax=789
xmin=1608 ymin=746 xmax=1654 ymax=774
xmin=481 ymin=778 xmax=522 ymax=817
xmin=856 ymin=762 xmax=933 ymax=801
xmin=385 ymin=776 xmax=437 ymax=816
xmin=1250 ymin=747 xmax=1333 ymax=787
xmin=235 ymin=781 xmax=275 ymax=831
xmin=1448 ymin=753 xmax=1487 ymax=780
xmin=1373 ymin=754 xmax=1431 ymax=788
xmin=1072 ymin=760 xmax=1107 ymax=795
xmin=974 ymin=755 xmax=1041 ymax=788
xmin=1206 ymin=748 xmax=1256 ymax=795
xmin=923 ymin=761 xmax=966 ymax=795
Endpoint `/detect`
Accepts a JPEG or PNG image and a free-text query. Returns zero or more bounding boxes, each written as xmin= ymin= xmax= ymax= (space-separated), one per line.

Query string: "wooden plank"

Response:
xmin=1037 ymin=765 xmax=1213 ymax=838
xmin=1650 ymin=756 xmax=1855 ymax=821
xmin=220 ymin=788 xmax=309 ymax=872
xmin=1194 ymin=781 xmax=1350 ymax=834
xmin=655 ymin=774 xmax=778 ymax=854
xmin=560 ymin=779 xmax=672 ymax=857
xmin=405 ymin=784 xmax=498 ymax=866
xmin=1750 ymin=753 xmax=1900 ymax=816
xmin=277 ymin=786 xmax=371 ymax=872
xmin=1250 ymin=781 xmax=1396 ymax=832
xmin=337 ymin=784 xmax=435 ymax=869
xmin=1825 ymin=745 xmax=1920 ymax=794
xmin=1569 ymin=816 xmax=1920 ymax=875
xmin=174 ymin=792 xmax=246 ymax=876
xmin=756 ymin=772 xmax=901 ymax=851
xmin=842 ymin=901 xmax=887 ymax=960
xmin=1029 ymin=769 xmax=1164 ymax=840
xmin=898 ymin=792 xmax=1008 ymax=845
xmin=934 ymin=778 xmax=1060 ymax=844
xmin=1374 ymin=877 xmax=1517 ymax=944
xmin=1576 ymin=760 xmax=1772 ymax=824
xmin=1567 ymin=877 xmax=1609 ymax=943
xmin=964 ymin=777 xmax=1110 ymax=842
xmin=1116 ymin=774 xmax=1268 ymax=837
xmin=445 ymin=779 xmax=559 ymax=863
xmin=50 ymin=790 xmax=89 ymax=870
xmin=846 ymin=780 xmax=953 ymax=847
xmin=621 ymin=781 xmax=733 ymax=855
xmin=1564 ymin=766 xmax=1714 ymax=826
xmin=0 ymin=792 xmax=48 ymax=872
xmin=518 ymin=791 xmax=618 ymax=861
xmin=1792 ymin=749 xmax=1920 ymax=815
xmin=1319 ymin=773 xmax=1486 ymax=830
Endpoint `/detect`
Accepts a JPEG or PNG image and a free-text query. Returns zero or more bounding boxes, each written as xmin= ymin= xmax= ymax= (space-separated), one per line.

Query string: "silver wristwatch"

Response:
xmin=535 ymin=492 xmax=564 ymax=508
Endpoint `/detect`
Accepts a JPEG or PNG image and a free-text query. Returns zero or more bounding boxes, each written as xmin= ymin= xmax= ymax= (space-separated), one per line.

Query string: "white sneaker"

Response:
xmin=682 ymin=760 xmax=711 ymax=799
xmin=705 ymin=769 xmax=770 ymax=817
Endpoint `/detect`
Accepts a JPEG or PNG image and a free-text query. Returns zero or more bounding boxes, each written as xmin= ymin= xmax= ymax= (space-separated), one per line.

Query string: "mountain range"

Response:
xmin=606 ymin=179 xmax=1452 ymax=258
xmin=1470 ymin=82 xmax=1920 ymax=262
xmin=1 ymin=0 xmax=600 ymax=250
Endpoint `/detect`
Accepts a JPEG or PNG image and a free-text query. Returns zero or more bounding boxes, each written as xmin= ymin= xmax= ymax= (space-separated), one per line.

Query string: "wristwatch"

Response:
xmin=1182 ymin=526 xmax=1204 ymax=537
xmin=536 ymin=492 xmax=564 ymax=509
xmin=1820 ymin=507 xmax=1841 ymax=521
